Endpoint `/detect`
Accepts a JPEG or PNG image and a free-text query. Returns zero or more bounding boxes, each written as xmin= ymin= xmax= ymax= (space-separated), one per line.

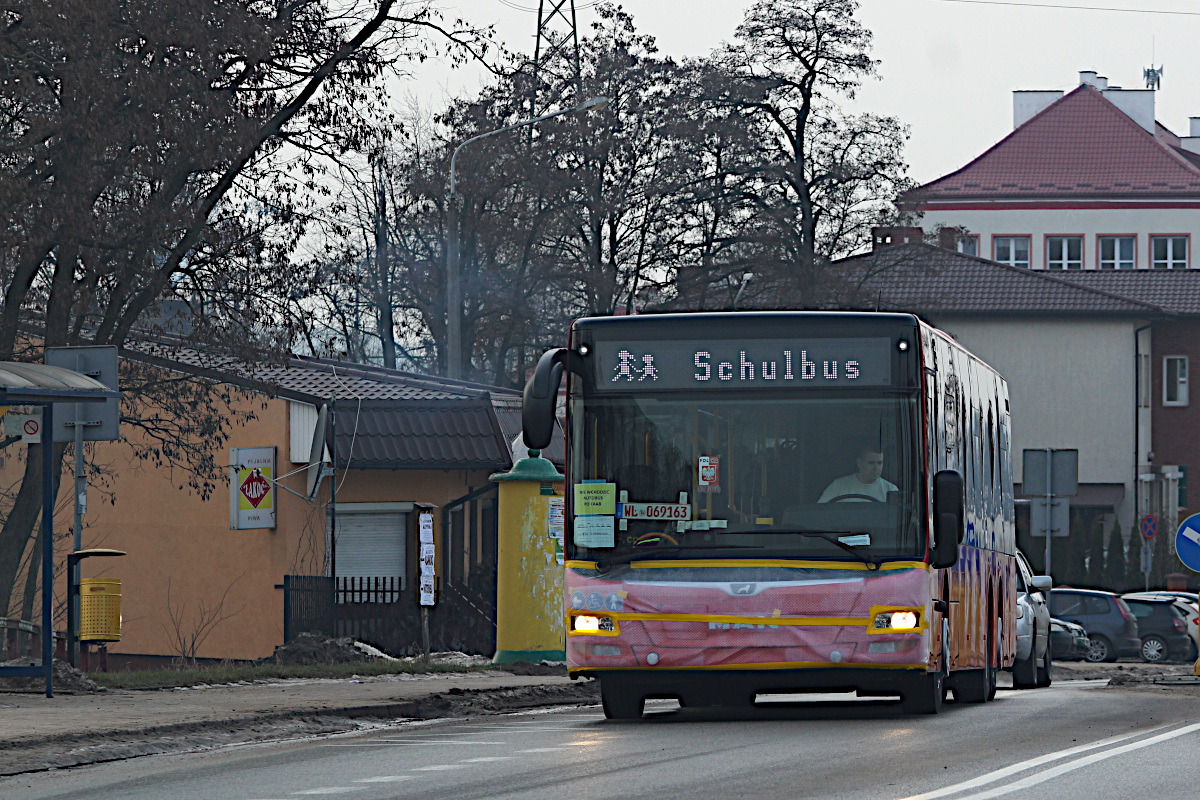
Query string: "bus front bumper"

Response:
xmin=579 ymin=666 xmax=928 ymax=704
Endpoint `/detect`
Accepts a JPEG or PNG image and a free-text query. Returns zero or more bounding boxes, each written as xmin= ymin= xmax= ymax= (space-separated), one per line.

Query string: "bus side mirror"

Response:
xmin=931 ymin=470 xmax=963 ymax=569
xmin=522 ymin=349 xmax=567 ymax=451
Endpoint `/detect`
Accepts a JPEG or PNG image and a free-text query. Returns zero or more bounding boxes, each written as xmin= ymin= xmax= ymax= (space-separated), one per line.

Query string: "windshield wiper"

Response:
xmin=596 ymin=544 xmax=764 ymax=571
xmin=791 ymin=531 xmax=882 ymax=570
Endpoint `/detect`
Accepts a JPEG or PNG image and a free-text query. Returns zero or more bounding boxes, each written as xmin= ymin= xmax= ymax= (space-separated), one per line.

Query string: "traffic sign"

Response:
xmin=1142 ymin=514 xmax=1158 ymax=540
xmin=1174 ymin=514 xmax=1200 ymax=573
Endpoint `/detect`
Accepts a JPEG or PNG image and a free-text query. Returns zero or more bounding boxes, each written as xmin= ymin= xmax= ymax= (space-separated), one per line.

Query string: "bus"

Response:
xmin=522 ymin=312 xmax=1017 ymax=717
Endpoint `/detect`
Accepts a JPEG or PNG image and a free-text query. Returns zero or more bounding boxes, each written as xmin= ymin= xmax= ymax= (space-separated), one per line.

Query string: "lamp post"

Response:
xmin=444 ymin=96 xmax=609 ymax=380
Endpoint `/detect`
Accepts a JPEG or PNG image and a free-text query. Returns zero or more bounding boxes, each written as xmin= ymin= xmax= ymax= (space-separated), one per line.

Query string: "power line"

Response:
xmin=926 ymin=0 xmax=1200 ymax=16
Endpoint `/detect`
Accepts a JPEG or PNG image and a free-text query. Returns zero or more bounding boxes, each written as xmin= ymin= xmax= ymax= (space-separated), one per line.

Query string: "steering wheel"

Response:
xmin=827 ymin=493 xmax=884 ymax=503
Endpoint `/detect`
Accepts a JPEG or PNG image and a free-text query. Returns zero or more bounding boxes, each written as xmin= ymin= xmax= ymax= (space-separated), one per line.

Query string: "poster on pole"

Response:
xmin=418 ymin=512 xmax=436 ymax=605
xmin=229 ymin=447 xmax=277 ymax=529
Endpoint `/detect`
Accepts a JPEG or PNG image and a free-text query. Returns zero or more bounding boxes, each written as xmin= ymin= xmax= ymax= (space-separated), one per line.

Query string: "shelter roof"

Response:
xmin=0 ymin=362 xmax=118 ymax=404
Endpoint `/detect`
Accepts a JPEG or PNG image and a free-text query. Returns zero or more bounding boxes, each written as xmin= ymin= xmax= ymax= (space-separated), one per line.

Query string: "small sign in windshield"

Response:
xmin=595 ymin=338 xmax=893 ymax=392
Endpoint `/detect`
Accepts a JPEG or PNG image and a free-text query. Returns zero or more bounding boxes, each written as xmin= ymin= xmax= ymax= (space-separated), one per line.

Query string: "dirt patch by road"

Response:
xmin=0 ymin=679 xmax=599 ymax=777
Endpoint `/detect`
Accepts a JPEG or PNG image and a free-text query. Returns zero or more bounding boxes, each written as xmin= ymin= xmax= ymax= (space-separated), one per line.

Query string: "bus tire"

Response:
xmin=986 ymin=617 xmax=999 ymax=701
xmin=600 ymin=679 xmax=644 ymax=720
xmin=902 ymin=671 xmax=945 ymax=714
xmin=955 ymin=619 xmax=997 ymax=703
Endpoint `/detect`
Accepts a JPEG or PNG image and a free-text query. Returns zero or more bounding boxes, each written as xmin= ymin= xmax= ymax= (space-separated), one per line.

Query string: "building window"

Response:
xmin=1152 ymin=236 xmax=1188 ymax=270
xmin=956 ymin=236 xmax=979 ymax=257
xmin=1165 ymin=356 xmax=1189 ymax=406
xmin=1046 ymin=236 xmax=1083 ymax=270
xmin=1099 ymin=236 xmax=1135 ymax=270
xmin=994 ymin=236 xmax=1030 ymax=268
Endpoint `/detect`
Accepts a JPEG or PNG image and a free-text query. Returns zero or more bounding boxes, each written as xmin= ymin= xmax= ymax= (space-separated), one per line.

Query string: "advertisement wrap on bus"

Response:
xmin=522 ymin=312 xmax=1017 ymax=717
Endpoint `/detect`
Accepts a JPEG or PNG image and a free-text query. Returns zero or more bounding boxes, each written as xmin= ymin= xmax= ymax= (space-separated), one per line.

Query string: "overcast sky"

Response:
xmin=407 ymin=0 xmax=1200 ymax=184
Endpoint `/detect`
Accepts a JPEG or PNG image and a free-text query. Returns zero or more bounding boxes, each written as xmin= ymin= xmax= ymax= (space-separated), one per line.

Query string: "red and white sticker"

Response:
xmin=698 ymin=455 xmax=720 ymax=493
xmin=617 ymin=502 xmax=691 ymax=521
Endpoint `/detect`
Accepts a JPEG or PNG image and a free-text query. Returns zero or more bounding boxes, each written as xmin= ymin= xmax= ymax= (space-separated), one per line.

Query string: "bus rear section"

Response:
xmin=522 ymin=311 xmax=1015 ymax=717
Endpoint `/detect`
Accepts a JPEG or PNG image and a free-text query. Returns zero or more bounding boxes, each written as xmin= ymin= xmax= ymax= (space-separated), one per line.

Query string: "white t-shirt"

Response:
xmin=818 ymin=474 xmax=898 ymax=503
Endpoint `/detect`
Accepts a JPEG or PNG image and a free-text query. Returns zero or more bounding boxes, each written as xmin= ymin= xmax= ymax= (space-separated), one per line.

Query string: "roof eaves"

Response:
xmin=841 ymin=243 xmax=1168 ymax=315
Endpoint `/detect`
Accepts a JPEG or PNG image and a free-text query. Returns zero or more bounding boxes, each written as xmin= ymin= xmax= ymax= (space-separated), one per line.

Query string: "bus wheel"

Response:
xmin=600 ymin=679 xmax=644 ymax=720
xmin=986 ymin=618 xmax=999 ymax=701
xmin=901 ymin=671 xmax=945 ymax=714
xmin=954 ymin=620 xmax=997 ymax=703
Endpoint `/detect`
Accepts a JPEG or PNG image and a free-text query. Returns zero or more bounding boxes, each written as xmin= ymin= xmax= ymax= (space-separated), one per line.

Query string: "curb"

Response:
xmin=0 ymin=680 xmax=599 ymax=777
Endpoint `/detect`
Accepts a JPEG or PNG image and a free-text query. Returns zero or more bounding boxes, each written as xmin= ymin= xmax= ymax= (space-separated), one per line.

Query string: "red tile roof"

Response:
xmin=918 ymin=85 xmax=1200 ymax=201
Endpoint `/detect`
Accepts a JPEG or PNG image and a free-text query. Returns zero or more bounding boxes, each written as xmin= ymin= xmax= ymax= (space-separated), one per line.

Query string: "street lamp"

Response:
xmin=444 ymin=96 xmax=610 ymax=380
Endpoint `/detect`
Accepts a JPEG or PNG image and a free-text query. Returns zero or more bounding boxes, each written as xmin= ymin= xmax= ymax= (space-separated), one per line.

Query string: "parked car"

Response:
xmin=1119 ymin=596 xmax=1195 ymax=662
xmin=1013 ymin=550 xmax=1052 ymax=687
xmin=1049 ymin=618 xmax=1090 ymax=661
xmin=1048 ymin=588 xmax=1140 ymax=662
xmin=1124 ymin=592 xmax=1199 ymax=659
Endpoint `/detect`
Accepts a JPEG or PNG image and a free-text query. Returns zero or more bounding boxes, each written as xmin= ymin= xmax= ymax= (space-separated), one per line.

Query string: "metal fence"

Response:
xmin=281 ymin=485 xmax=499 ymax=656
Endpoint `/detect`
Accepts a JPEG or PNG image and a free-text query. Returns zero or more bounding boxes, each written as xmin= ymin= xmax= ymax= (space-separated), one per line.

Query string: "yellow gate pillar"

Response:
xmin=490 ymin=449 xmax=565 ymax=664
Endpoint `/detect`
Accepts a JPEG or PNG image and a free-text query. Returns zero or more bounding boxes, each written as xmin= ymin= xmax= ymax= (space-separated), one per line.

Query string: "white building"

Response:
xmin=916 ymin=71 xmax=1200 ymax=273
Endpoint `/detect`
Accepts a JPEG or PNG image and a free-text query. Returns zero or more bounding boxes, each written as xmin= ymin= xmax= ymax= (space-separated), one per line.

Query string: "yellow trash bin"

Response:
xmin=79 ymin=578 xmax=121 ymax=642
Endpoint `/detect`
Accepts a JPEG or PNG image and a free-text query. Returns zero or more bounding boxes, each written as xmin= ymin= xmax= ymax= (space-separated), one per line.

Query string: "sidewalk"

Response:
xmin=0 ymin=670 xmax=593 ymax=775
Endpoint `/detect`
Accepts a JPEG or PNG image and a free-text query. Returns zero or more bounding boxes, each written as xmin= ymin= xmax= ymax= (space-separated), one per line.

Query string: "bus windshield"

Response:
xmin=569 ymin=391 xmax=923 ymax=566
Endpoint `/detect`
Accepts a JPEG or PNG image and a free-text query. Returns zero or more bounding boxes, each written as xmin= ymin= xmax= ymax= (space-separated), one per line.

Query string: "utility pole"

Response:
xmin=375 ymin=170 xmax=396 ymax=369
xmin=532 ymin=0 xmax=583 ymax=121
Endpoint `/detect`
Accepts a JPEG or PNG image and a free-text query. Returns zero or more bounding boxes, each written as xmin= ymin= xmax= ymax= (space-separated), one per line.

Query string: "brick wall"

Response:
xmin=1151 ymin=320 xmax=1200 ymax=518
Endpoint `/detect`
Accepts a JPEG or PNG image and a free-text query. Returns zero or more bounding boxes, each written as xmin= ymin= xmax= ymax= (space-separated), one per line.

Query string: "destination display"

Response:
xmin=595 ymin=338 xmax=893 ymax=391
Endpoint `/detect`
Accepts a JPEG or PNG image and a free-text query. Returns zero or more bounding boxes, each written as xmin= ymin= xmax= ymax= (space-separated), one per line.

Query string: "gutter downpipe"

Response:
xmin=1134 ymin=322 xmax=1151 ymax=529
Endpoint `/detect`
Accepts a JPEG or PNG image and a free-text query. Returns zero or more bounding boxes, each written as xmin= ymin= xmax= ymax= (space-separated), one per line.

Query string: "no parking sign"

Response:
xmin=1175 ymin=514 xmax=1200 ymax=573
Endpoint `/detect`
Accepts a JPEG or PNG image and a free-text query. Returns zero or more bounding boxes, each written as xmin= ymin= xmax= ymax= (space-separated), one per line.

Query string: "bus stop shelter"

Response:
xmin=0 ymin=362 xmax=119 ymax=697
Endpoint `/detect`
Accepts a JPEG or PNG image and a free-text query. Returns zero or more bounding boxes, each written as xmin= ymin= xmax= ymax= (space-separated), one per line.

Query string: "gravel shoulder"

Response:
xmin=0 ymin=670 xmax=598 ymax=776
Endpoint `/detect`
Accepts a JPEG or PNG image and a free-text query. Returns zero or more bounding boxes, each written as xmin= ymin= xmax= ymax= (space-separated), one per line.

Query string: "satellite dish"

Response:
xmin=306 ymin=404 xmax=330 ymax=498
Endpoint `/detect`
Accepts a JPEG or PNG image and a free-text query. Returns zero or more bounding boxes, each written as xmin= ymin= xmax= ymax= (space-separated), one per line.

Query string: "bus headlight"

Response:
xmin=873 ymin=610 xmax=920 ymax=630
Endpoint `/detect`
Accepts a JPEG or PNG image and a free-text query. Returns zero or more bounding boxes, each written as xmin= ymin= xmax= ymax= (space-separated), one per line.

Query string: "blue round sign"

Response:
xmin=1142 ymin=515 xmax=1158 ymax=540
xmin=1174 ymin=514 xmax=1200 ymax=573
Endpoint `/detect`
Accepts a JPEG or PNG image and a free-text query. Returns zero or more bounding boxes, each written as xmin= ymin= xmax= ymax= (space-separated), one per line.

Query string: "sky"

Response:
xmin=404 ymin=0 xmax=1200 ymax=184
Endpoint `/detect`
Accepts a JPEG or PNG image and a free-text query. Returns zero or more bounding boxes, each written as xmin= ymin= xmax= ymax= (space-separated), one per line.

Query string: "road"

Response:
xmin=5 ymin=676 xmax=1200 ymax=800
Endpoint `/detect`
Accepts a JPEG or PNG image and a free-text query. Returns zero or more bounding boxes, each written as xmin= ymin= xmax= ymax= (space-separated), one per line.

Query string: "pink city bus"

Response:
xmin=522 ymin=312 xmax=1017 ymax=717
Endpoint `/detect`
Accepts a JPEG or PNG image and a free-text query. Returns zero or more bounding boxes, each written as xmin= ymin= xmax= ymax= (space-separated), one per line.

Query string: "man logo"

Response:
xmin=730 ymin=583 xmax=756 ymax=596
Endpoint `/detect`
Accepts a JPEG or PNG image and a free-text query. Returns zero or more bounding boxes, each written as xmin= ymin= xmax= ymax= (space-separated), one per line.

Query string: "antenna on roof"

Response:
xmin=1145 ymin=39 xmax=1163 ymax=91
xmin=1145 ymin=64 xmax=1164 ymax=91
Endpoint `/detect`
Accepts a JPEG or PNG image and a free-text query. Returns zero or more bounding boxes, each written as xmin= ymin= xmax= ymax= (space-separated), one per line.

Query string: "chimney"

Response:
xmin=1102 ymin=87 xmax=1156 ymax=132
xmin=1180 ymin=118 xmax=1200 ymax=155
xmin=872 ymin=227 xmax=923 ymax=251
xmin=1013 ymin=91 xmax=1064 ymax=128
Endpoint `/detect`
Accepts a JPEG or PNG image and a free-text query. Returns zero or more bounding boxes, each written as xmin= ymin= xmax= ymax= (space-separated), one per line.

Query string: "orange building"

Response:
xmin=2 ymin=346 xmax=557 ymax=666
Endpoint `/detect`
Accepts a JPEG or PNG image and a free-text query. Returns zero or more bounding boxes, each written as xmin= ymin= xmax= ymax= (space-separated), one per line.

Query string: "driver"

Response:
xmin=818 ymin=446 xmax=897 ymax=503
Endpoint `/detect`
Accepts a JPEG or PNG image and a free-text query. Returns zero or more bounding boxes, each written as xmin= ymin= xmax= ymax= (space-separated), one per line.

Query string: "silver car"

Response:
xmin=1013 ymin=551 xmax=1053 ymax=688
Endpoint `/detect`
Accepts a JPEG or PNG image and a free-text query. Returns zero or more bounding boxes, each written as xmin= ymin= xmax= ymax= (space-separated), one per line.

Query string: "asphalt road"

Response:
xmin=5 ymin=677 xmax=1200 ymax=800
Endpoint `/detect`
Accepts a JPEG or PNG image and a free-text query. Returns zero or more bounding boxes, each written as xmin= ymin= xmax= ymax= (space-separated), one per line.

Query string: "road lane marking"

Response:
xmin=322 ymin=740 xmax=506 ymax=747
xmin=355 ymin=777 xmax=414 ymax=783
xmin=898 ymin=725 xmax=1170 ymax=800
xmin=413 ymin=764 xmax=470 ymax=771
xmin=461 ymin=757 xmax=514 ymax=762
xmin=519 ymin=747 xmax=568 ymax=753
xmin=291 ymin=789 xmax=364 ymax=795
xmin=902 ymin=722 xmax=1200 ymax=800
